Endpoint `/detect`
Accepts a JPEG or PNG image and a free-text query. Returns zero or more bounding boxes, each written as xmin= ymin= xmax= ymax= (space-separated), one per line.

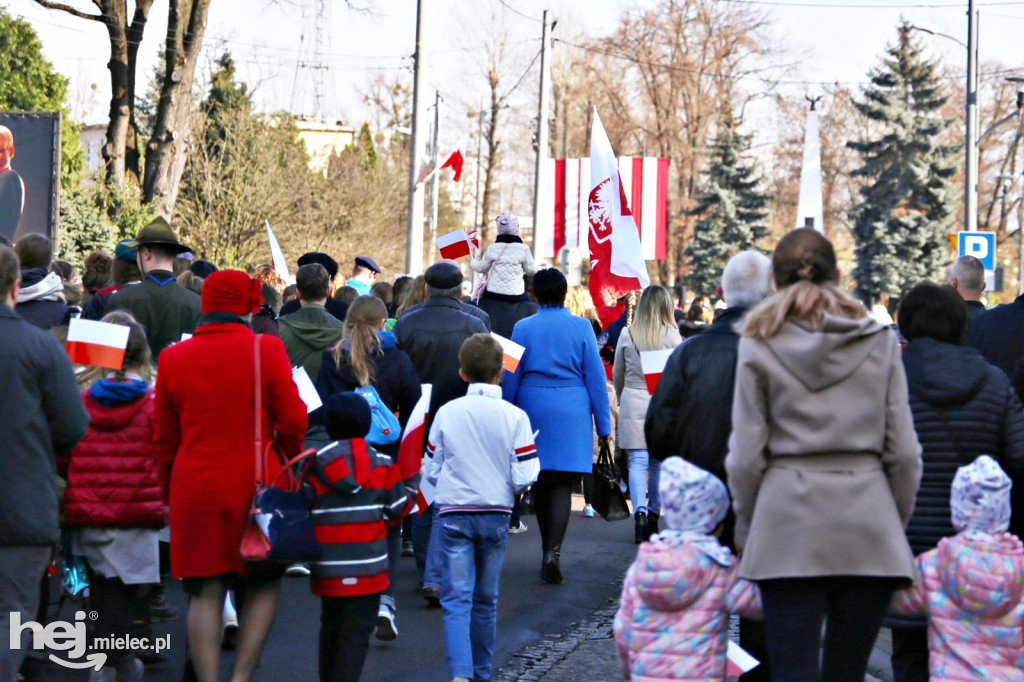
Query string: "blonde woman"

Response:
xmin=315 ymin=294 xmax=420 ymax=642
xmin=726 ymin=228 xmax=921 ymax=680
xmin=613 ymin=285 xmax=682 ymax=543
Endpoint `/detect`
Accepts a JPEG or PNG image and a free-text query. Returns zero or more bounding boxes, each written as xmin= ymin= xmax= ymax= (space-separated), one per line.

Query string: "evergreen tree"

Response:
xmin=0 ymin=8 xmax=84 ymax=188
xmin=685 ymin=103 xmax=769 ymax=297
xmin=59 ymin=186 xmax=118 ymax=266
xmin=848 ymin=21 xmax=959 ymax=303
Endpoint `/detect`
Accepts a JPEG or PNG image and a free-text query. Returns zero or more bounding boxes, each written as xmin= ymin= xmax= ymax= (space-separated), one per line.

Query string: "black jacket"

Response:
xmin=105 ymin=270 xmax=201 ymax=359
xmin=888 ymin=338 xmax=1024 ymax=628
xmin=279 ymin=296 xmax=348 ymax=323
xmin=644 ymin=306 xmax=747 ymax=548
xmin=0 ymin=304 xmax=90 ymax=545
xmin=393 ymin=297 xmax=487 ymax=420
xmin=964 ymin=295 xmax=1024 ymax=376
xmin=405 ymin=298 xmax=491 ymax=332
xmin=476 ymin=291 xmax=538 ymax=338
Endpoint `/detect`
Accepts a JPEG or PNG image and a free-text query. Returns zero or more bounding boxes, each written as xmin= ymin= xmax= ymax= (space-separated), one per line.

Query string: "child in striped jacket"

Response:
xmin=309 ymin=392 xmax=414 ymax=682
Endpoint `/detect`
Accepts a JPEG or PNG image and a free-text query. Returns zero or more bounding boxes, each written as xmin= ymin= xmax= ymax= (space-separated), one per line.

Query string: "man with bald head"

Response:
xmin=948 ymin=254 xmax=986 ymax=322
xmin=0 ymin=126 xmax=25 ymax=242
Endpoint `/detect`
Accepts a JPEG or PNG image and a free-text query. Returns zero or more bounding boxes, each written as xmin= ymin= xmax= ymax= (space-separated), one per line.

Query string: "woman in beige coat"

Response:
xmin=614 ymin=285 xmax=682 ymax=543
xmin=725 ymin=228 xmax=922 ymax=682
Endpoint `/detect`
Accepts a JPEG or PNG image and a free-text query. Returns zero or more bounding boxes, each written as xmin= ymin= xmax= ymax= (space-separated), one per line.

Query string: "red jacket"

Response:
xmin=58 ymin=386 xmax=167 ymax=528
xmin=154 ymin=322 xmax=308 ymax=578
xmin=309 ymin=438 xmax=413 ymax=597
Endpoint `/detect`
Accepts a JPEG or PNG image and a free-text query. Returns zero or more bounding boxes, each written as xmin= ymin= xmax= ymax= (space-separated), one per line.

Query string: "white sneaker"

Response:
xmin=285 ymin=563 xmax=310 ymax=577
xmin=509 ymin=521 xmax=527 ymax=534
xmin=375 ymin=606 xmax=398 ymax=641
xmin=583 ymin=504 xmax=596 ymax=518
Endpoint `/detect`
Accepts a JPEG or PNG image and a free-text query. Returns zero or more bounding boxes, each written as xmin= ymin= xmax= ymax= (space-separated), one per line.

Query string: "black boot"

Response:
xmin=634 ymin=511 xmax=648 ymax=544
xmin=540 ymin=547 xmax=563 ymax=584
xmin=646 ymin=511 xmax=660 ymax=541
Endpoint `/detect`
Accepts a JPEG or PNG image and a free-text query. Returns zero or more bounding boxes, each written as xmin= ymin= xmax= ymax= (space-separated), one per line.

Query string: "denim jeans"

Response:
xmin=627 ymin=449 xmax=660 ymax=514
xmin=440 ymin=512 xmax=510 ymax=681
xmin=411 ymin=503 xmax=444 ymax=590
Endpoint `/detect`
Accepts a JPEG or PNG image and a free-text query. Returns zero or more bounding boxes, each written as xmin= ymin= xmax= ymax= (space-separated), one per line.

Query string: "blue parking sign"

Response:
xmin=958 ymin=231 xmax=996 ymax=271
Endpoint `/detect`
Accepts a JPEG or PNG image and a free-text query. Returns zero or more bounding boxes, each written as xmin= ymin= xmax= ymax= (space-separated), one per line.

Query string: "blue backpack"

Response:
xmin=355 ymin=385 xmax=402 ymax=447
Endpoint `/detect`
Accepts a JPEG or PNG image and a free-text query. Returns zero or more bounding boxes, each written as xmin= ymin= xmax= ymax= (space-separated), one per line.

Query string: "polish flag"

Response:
xmin=415 ymin=478 xmax=436 ymax=515
xmin=467 ymin=230 xmax=480 ymax=249
xmin=726 ymin=641 xmax=760 ymax=676
xmin=66 ymin=318 xmax=130 ymax=370
xmin=490 ymin=332 xmax=525 ymax=373
xmin=640 ymin=348 xmax=674 ymax=395
xmin=421 ymin=144 xmax=465 ymax=184
xmin=397 ymin=384 xmax=432 ymax=482
xmin=265 ymin=220 xmax=290 ymax=282
xmin=587 ymin=109 xmax=650 ymax=309
xmin=436 ymin=229 xmax=473 ymax=260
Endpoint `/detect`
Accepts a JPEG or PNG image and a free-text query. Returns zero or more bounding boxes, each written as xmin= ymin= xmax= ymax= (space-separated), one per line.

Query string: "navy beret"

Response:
xmin=354 ymin=256 xmax=381 ymax=273
xmin=297 ymin=252 xmax=339 ymax=279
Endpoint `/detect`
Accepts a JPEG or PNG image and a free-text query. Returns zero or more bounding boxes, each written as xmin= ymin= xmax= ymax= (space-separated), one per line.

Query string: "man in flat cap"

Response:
xmin=393 ymin=261 xmax=487 ymax=606
xmin=279 ymin=252 xmax=349 ymax=322
xmin=106 ymin=217 xmax=201 ymax=359
xmin=346 ymin=256 xmax=380 ymax=296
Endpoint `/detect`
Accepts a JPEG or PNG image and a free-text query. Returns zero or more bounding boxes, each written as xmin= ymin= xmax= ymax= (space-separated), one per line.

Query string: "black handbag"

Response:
xmin=591 ymin=439 xmax=631 ymax=522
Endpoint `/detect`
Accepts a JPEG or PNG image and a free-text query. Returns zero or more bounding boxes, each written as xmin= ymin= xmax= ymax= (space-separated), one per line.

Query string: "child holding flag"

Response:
xmin=422 ymin=334 xmax=539 ymax=682
xmin=891 ymin=455 xmax=1024 ymax=681
xmin=614 ymin=457 xmax=762 ymax=681
xmin=470 ymin=211 xmax=538 ymax=299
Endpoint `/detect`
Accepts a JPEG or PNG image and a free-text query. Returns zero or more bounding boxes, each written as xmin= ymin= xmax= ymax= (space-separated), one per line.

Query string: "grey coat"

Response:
xmin=0 ymin=304 xmax=90 ymax=545
xmin=613 ymin=326 xmax=681 ymax=450
xmin=725 ymin=313 xmax=922 ymax=581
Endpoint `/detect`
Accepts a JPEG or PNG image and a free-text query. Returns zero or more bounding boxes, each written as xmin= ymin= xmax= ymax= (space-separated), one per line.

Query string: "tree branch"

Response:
xmin=31 ymin=0 xmax=104 ymax=22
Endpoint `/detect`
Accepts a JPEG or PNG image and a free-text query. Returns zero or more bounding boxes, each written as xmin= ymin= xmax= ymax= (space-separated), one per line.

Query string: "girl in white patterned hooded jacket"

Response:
xmin=470 ymin=211 xmax=539 ymax=297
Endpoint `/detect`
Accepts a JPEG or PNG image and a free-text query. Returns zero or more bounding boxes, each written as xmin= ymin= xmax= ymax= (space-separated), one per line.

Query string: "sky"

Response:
xmin=8 ymin=0 xmax=1024 ymax=151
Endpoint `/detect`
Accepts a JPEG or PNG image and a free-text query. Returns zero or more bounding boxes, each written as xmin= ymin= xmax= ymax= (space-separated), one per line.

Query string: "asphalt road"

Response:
xmin=34 ymin=497 xmax=637 ymax=681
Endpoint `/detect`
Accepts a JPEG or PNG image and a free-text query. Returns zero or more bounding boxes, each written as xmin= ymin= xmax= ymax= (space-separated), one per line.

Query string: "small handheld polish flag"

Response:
xmin=66 ymin=318 xmax=130 ymax=370
xmin=291 ymin=367 xmax=322 ymax=413
xmin=398 ymin=384 xmax=433 ymax=483
xmin=436 ymin=229 xmax=473 ymax=260
xmin=640 ymin=349 xmax=674 ymax=395
xmin=490 ymin=332 xmax=525 ymax=374
xmin=726 ymin=641 xmax=760 ymax=676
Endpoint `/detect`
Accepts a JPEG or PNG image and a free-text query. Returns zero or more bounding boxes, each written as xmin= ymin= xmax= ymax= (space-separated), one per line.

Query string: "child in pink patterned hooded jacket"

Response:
xmin=892 ymin=455 xmax=1024 ymax=681
xmin=614 ymin=457 xmax=762 ymax=681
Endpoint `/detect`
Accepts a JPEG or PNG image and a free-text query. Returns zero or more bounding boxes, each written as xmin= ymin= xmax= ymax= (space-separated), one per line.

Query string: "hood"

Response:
xmin=17 ymin=269 xmax=64 ymax=303
xmin=84 ymin=383 xmax=153 ymax=431
xmin=633 ymin=539 xmax=719 ymax=612
xmin=763 ymin=313 xmax=886 ymax=392
xmin=278 ymin=305 xmax=345 ymax=347
xmin=901 ymin=338 xmax=988 ymax=407
xmin=937 ymin=533 xmax=1024 ymax=618
xmin=314 ymin=438 xmax=374 ymax=494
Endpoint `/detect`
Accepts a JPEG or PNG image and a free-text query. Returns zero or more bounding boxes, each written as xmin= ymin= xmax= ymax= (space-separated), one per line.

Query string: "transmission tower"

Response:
xmin=291 ymin=0 xmax=334 ymax=121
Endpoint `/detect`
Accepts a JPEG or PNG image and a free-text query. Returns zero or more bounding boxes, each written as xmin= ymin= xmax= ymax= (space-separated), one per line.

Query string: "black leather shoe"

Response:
xmin=646 ymin=511 xmax=660 ymax=540
xmin=540 ymin=548 xmax=563 ymax=584
xmin=635 ymin=511 xmax=648 ymax=544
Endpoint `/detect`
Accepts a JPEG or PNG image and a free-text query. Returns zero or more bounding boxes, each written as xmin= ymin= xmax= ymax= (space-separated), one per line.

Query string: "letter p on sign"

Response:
xmin=958 ymin=231 xmax=996 ymax=271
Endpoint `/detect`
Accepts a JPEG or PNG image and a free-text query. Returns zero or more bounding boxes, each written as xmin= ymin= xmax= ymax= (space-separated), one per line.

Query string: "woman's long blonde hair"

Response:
xmin=742 ymin=228 xmax=865 ymax=340
xmin=334 ymin=295 xmax=388 ymax=387
xmin=630 ymin=285 xmax=676 ymax=351
xmin=565 ymin=285 xmax=600 ymax=326
xmin=396 ymin=274 xmax=428 ymax=317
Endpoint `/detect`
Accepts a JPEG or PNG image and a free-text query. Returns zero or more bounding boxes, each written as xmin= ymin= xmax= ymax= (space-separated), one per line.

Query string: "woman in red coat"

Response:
xmin=154 ymin=270 xmax=308 ymax=682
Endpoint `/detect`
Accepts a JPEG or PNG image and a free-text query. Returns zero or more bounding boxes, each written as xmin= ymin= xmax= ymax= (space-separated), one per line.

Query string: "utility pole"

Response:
xmin=405 ymin=0 xmax=429 ymax=274
xmin=966 ymin=0 xmax=980 ymax=231
xmin=427 ymin=90 xmax=441 ymax=247
xmin=531 ymin=10 xmax=554 ymax=260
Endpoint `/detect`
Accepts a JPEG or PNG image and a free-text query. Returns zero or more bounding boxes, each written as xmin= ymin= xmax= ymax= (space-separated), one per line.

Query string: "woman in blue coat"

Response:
xmin=503 ymin=268 xmax=612 ymax=584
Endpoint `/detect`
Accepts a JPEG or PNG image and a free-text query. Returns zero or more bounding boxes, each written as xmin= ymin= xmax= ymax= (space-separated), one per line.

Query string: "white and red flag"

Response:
xmin=726 ymin=641 xmax=760 ymax=677
xmin=436 ymin=229 xmax=473 ymax=260
xmin=398 ymin=384 xmax=432 ymax=483
xmin=640 ymin=349 xmax=674 ymax=395
xmin=490 ymin=332 xmax=525 ymax=374
xmin=587 ymin=109 xmax=650 ymax=311
xmin=467 ymin=230 xmax=480 ymax=250
xmin=421 ymin=144 xmax=465 ymax=184
xmin=66 ymin=318 xmax=130 ymax=370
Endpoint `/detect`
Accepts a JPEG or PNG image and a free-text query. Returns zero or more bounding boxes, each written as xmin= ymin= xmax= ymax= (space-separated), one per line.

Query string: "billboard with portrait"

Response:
xmin=0 ymin=111 xmax=61 ymax=245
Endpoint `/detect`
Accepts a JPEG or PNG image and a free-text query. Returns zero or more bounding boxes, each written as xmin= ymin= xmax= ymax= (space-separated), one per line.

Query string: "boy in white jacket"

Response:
xmin=423 ymin=333 xmax=540 ymax=682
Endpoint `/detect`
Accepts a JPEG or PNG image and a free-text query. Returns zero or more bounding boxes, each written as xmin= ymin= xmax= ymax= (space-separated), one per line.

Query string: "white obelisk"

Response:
xmin=796 ymin=100 xmax=825 ymax=233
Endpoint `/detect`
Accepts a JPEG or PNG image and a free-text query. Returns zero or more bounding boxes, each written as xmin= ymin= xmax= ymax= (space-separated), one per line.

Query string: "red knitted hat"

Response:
xmin=201 ymin=270 xmax=262 ymax=316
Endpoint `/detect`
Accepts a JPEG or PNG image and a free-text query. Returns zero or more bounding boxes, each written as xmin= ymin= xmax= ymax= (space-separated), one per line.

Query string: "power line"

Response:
xmin=492 ymin=0 xmax=542 ymax=22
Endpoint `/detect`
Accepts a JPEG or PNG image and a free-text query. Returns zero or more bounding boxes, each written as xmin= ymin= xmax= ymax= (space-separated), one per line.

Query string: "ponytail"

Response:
xmin=742 ymin=280 xmax=865 ymax=340
xmin=334 ymin=295 xmax=388 ymax=387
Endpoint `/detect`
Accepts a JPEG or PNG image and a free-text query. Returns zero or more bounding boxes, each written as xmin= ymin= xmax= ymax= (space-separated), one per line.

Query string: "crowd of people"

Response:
xmin=4 ymin=213 xmax=1024 ymax=682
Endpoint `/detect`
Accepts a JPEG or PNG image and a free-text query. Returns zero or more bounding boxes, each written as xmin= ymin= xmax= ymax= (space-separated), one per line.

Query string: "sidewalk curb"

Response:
xmin=492 ymin=599 xmax=620 ymax=682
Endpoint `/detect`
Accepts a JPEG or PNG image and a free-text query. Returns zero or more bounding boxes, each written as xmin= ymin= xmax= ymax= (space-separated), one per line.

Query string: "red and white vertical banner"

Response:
xmin=640 ymin=348 xmax=674 ymax=395
xmin=535 ymin=156 xmax=669 ymax=262
xmin=66 ymin=318 xmax=130 ymax=370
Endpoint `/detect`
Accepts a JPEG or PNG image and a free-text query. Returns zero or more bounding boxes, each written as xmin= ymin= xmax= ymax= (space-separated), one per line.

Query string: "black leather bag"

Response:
xmin=591 ymin=440 xmax=631 ymax=522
